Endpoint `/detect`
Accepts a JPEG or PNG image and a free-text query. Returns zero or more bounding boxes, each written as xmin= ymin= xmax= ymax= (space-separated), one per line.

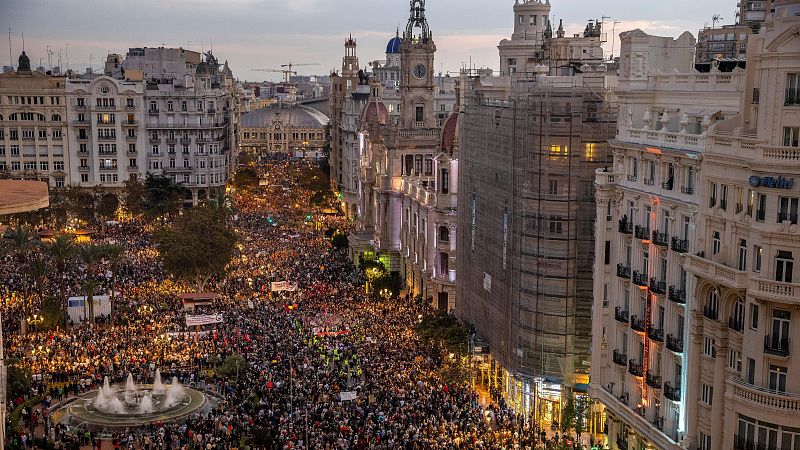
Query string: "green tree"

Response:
xmin=231 ymin=167 xmax=259 ymax=190
xmin=102 ymin=244 xmax=125 ymax=309
xmin=6 ymin=359 xmax=31 ymax=403
xmin=64 ymin=187 xmax=97 ymax=224
xmin=217 ymin=354 xmax=247 ymax=381
xmin=331 ymin=233 xmax=349 ymax=250
xmin=39 ymin=296 xmax=66 ymax=330
xmin=155 ymin=206 xmax=237 ymax=292
xmin=96 ymin=192 xmax=120 ymax=222
xmin=46 ymin=234 xmax=76 ymax=302
xmin=79 ymin=244 xmax=105 ymax=324
xmin=7 ymin=225 xmax=36 ymax=334
xmin=122 ymin=177 xmax=147 ymax=218
xmin=143 ymin=172 xmax=187 ymax=219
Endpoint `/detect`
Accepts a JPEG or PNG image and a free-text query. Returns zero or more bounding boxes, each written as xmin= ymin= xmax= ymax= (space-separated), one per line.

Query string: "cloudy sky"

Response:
xmin=1 ymin=0 xmax=736 ymax=82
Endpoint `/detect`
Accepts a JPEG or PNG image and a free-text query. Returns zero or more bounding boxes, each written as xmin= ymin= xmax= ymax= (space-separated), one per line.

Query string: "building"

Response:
xmin=683 ymin=2 xmax=800 ymax=449
xmin=65 ymin=73 xmax=146 ymax=188
xmin=589 ymin=29 xmax=745 ymax=450
xmin=696 ymin=24 xmax=751 ymax=63
xmin=329 ymin=35 xmax=362 ymax=195
xmin=123 ymin=48 xmax=240 ymax=203
xmin=739 ymin=0 xmax=770 ymax=32
xmin=240 ymin=103 xmax=328 ymax=157
xmin=0 ymin=52 xmax=69 ymax=187
xmin=498 ymin=0 xmax=606 ymax=76
xmin=348 ymin=0 xmax=459 ymax=311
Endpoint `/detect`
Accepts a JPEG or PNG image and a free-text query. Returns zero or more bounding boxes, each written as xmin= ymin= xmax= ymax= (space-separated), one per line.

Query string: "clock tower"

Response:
xmin=400 ymin=0 xmax=436 ymax=129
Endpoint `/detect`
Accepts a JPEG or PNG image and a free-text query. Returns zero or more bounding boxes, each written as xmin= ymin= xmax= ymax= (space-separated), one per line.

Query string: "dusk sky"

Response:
xmin=1 ymin=0 xmax=737 ymax=82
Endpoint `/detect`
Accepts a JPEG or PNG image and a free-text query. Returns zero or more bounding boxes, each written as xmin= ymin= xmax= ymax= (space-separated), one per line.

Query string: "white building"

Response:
xmin=65 ymin=75 xmax=146 ymax=188
xmin=0 ymin=52 xmax=70 ymax=187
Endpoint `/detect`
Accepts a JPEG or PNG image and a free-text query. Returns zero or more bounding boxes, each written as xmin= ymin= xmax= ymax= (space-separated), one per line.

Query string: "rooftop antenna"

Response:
xmin=89 ymin=53 xmax=94 ymax=73
xmin=65 ymin=43 xmax=70 ymax=72
xmin=7 ymin=28 xmax=12 ymax=68
xmin=58 ymin=48 xmax=62 ymax=72
xmin=21 ymin=32 xmax=24 ymax=52
xmin=46 ymin=45 xmax=52 ymax=70
xmin=712 ymin=14 xmax=723 ymax=30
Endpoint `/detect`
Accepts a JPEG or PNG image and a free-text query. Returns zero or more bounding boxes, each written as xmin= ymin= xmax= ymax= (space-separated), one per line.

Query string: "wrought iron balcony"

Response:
xmin=612 ymin=349 xmax=627 ymax=366
xmin=666 ymin=334 xmax=684 ymax=353
xmin=652 ymin=230 xmax=669 ymax=247
xmin=628 ymin=360 xmax=644 ymax=377
xmin=671 ymin=237 xmax=689 ymax=253
xmin=680 ymin=186 xmax=694 ymax=195
xmin=614 ymin=307 xmax=630 ymax=324
xmin=664 ymin=382 xmax=681 ymax=402
xmin=646 ymin=372 xmax=662 ymax=389
xmin=728 ymin=317 xmax=744 ymax=333
xmin=630 ymin=316 xmax=646 ymax=332
xmin=778 ymin=212 xmax=799 ymax=224
xmin=618 ymin=219 xmax=633 ymax=234
xmin=647 ymin=326 xmax=664 ymax=342
xmin=634 ymin=225 xmax=650 ymax=240
xmin=653 ymin=416 xmax=664 ymax=431
xmin=616 ymin=264 xmax=631 ymax=279
xmin=633 ymin=271 xmax=648 ymax=287
xmin=616 ymin=435 xmax=629 ymax=450
xmin=662 ymin=179 xmax=674 ymax=191
xmin=649 ymin=278 xmax=667 ymax=295
xmin=704 ymin=306 xmax=719 ymax=321
xmin=668 ymin=286 xmax=687 ymax=304
xmin=764 ymin=335 xmax=790 ymax=357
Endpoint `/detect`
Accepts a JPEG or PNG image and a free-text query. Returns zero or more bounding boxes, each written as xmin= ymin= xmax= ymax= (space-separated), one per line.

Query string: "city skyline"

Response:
xmin=2 ymin=0 xmax=736 ymax=81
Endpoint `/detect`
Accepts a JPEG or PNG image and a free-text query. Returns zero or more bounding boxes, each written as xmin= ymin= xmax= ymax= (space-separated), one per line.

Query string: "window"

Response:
xmin=415 ymin=106 xmax=424 ymax=123
xmin=80 ymin=173 xmax=88 ymax=183
xmin=778 ymin=197 xmax=799 ymax=224
xmin=771 ymin=309 xmax=791 ymax=352
xmin=721 ymin=185 xmax=728 ymax=210
xmin=712 ymin=231 xmax=721 ymax=255
xmin=710 ymin=182 xmax=718 ymax=207
xmin=787 ymin=73 xmax=800 ymax=105
xmin=768 ymin=365 xmax=787 ymax=393
xmin=424 ymin=154 xmax=433 ymax=176
xmin=39 ymin=161 xmax=48 ymax=171
xmin=776 ymin=251 xmax=794 ymax=283
xmin=784 ymin=127 xmax=800 ymax=147
xmin=701 ymin=384 xmax=714 ymax=405
xmin=129 ymin=159 xmax=137 ymax=168
xmin=750 ymin=303 xmax=760 ymax=329
xmin=736 ymin=186 xmax=744 ymax=214
xmin=439 ymin=226 xmax=449 ymax=243
xmin=549 ymin=216 xmax=563 ymax=234
xmin=440 ymin=168 xmax=449 ymax=194
xmin=55 ymin=177 xmax=64 ymax=187
xmin=53 ymin=161 xmax=64 ymax=171
xmin=699 ymin=433 xmax=711 ymax=450
xmin=703 ymin=337 xmax=716 ymax=358
xmin=529 ymin=15 xmax=537 ymax=26
xmin=549 ymin=179 xmax=558 ymax=195
xmin=518 ymin=15 xmax=524 ymax=25
xmin=414 ymin=155 xmax=422 ymax=175
xmin=754 ymin=245 xmax=763 ymax=272
xmin=604 ymin=241 xmax=611 ymax=265
xmin=728 ymin=349 xmax=742 ymax=372
xmin=738 ymin=239 xmax=747 ymax=271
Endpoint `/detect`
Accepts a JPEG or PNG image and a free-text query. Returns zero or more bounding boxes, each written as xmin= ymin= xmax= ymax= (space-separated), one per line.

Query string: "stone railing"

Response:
xmin=684 ymin=254 xmax=748 ymax=290
xmin=595 ymin=169 xmax=620 ymax=187
xmin=624 ymin=128 xmax=706 ymax=152
xmin=731 ymin=378 xmax=800 ymax=413
xmin=750 ymin=278 xmax=800 ymax=305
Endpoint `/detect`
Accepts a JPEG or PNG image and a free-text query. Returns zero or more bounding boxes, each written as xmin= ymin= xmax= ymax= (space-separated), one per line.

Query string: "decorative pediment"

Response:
xmin=766 ymin=24 xmax=800 ymax=53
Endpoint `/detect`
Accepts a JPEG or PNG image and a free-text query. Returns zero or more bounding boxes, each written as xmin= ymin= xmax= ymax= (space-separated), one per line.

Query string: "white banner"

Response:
xmin=185 ymin=314 xmax=224 ymax=326
xmin=339 ymin=391 xmax=357 ymax=401
xmin=271 ymin=281 xmax=299 ymax=292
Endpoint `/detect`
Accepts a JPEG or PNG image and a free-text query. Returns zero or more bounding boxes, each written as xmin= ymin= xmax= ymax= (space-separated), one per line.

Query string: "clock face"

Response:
xmin=413 ymin=64 xmax=427 ymax=79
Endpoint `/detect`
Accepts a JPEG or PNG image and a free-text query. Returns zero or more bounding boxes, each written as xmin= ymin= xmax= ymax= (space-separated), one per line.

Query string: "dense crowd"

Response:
xmin=4 ymin=160 xmax=552 ymax=449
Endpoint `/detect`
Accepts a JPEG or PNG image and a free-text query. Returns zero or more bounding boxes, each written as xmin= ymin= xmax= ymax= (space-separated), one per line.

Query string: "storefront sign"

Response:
xmin=749 ymin=176 xmax=794 ymax=189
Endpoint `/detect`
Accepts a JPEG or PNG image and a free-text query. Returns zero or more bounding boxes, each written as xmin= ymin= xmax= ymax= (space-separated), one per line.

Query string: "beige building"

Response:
xmin=590 ymin=29 xmax=745 ymax=450
xmin=696 ymin=24 xmax=751 ymax=63
xmin=240 ymin=103 xmax=328 ymax=157
xmin=0 ymin=52 xmax=69 ymax=187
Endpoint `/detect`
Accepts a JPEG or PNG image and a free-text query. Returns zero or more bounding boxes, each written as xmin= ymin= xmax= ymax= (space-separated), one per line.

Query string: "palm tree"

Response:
xmin=46 ymin=234 xmax=76 ymax=303
xmin=79 ymin=244 xmax=105 ymax=325
xmin=81 ymin=280 xmax=99 ymax=325
xmin=101 ymin=244 xmax=125 ymax=319
xmin=7 ymin=225 xmax=36 ymax=334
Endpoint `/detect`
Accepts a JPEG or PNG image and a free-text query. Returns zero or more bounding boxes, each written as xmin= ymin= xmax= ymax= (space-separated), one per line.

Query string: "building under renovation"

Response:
xmin=456 ymin=67 xmax=616 ymax=423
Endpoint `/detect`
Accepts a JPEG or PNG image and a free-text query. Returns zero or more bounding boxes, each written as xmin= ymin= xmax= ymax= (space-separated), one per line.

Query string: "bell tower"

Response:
xmin=400 ymin=0 xmax=436 ymax=128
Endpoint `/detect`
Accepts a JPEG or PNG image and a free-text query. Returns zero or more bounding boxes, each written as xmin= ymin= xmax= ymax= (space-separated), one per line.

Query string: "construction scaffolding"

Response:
xmin=457 ymin=70 xmax=616 ymax=415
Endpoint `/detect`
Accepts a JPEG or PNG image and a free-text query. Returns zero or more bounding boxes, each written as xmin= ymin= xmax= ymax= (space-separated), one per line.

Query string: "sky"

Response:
xmin=1 ymin=0 xmax=737 ymax=82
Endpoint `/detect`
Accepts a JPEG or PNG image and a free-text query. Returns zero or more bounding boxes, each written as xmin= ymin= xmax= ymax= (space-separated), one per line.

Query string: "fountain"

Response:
xmin=55 ymin=369 xmax=214 ymax=430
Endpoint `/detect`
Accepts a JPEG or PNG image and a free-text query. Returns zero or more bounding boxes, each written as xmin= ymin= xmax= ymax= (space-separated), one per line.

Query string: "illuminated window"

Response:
xmin=585 ymin=143 xmax=597 ymax=161
xmin=549 ymin=145 xmax=568 ymax=158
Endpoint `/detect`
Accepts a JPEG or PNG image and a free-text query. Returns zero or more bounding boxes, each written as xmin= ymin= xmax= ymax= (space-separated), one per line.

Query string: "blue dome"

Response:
xmin=386 ymin=36 xmax=402 ymax=54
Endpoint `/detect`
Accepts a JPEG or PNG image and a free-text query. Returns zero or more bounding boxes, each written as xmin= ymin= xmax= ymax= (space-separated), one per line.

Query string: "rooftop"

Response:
xmin=0 ymin=180 xmax=49 ymax=215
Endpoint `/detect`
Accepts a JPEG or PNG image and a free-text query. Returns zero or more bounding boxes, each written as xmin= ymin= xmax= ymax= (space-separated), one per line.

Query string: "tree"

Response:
xmin=231 ymin=167 xmax=259 ymax=190
xmin=96 ymin=192 xmax=120 ymax=222
xmin=102 ymin=244 xmax=125 ymax=308
xmin=6 ymin=359 xmax=31 ymax=403
xmin=143 ymin=172 xmax=187 ymax=219
xmin=122 ymin=177 xmax=147 ymax=218
xmin=155 ymin=206 xmax=237 ymax=292
xmin=64 ymin=187 xmax=97 ymax=224
xmin=217 ymin=354 xmax=247 ymax=381
xmin=560 ymin=394 xmax=590 ymax=443
xmin=7 ymin=225 xmax=36 ymax=334
xmin=79 ymin=244 xmax=105 ymax=324
xmin=46 ymin=234 xmax=76 ymax=302
xmin=331 ymin=233 xmax=349 ymax=250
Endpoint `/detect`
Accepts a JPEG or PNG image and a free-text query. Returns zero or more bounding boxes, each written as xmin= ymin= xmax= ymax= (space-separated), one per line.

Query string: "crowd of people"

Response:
xmin=3 ymin=160 xmax=562 ymax=449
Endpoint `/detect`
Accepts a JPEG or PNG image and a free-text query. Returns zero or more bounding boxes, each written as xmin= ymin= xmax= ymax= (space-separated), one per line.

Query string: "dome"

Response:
xmin=386 ymin=36 xmax=402 ymax=54
xmin=361 ymin=98 xmax=389 ymax=125
xmin=195 ymin=61 xmax=209 ymax=75
xmin=241 ymin=103 xmax=329 ymax=128
xmin=440 ymin=112 xmax=460 ymax=153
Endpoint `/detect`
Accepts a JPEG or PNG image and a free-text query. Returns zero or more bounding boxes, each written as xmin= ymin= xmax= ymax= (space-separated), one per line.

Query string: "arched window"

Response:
xmin=36 ymin=113 xmax=45 ymax=121
xmin=51 ymin=114 xmax=61 ymax=122
xmin=439 ymin=226 xmax=449 ymax=243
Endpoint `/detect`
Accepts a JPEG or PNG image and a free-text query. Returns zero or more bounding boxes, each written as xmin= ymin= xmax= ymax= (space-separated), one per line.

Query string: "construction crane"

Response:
xmin=252 ymin=68 xmax=297 ymax=83
xmin=280 ymin=62 xmax=320 ymax=75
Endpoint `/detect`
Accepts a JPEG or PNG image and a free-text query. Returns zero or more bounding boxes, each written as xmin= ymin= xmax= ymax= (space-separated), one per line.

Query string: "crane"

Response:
xmin=280 ymin=62 xmax=320 ymax=75
xmin=252 ymin=68 xmax=298 ymax=83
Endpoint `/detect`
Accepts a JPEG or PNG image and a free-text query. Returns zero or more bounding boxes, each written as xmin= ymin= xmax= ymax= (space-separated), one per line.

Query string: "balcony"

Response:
xmin=634 ymin=225 xmax=650 ymax=240
xmin=685 ymin=253 xmax=748 ymax=290
xmin=614 ymin=307 xmax=630 ymax=324
xmin=612 ymin=349 xmax=627 ymax=366
xmin=123 ymin=120 xmax=139 ymax=126
xmin=628 ymin=360 xmax=644 ymax=377
xmin=77 ymin=165 xmax=90 ymax=172
xmin=149 ymin=138 xmax=161 ymax=144
xmin=126 ymin=135 xmax=137 ymax=142
xmin=666 ymin=334 xmax=684 ymax=353
xmin=632 ymin=271 xmax=648 ymax=287
xmin=647 ymin=326 xmax=664 ymax=343
xmin=652 ymin=416 xmax=664 ymax=431
xmin=98 ymin=165 xmax=118 ymax=171
xmin=652 ymin=231 xmax=669 ymax=247
xmin=630 ymin=316 xmax=646 ymax=333
xmin=77 ymin=135 xmax=89 ymax=141
xmin=729 ymin=317 xmax=744 ymax=333
xmin=180 ymin=138 xmax=192 ymax=145
xmin=731 ymin=378 xmax=800 ymax=414
xmin=166 ymin=138 xmax=178 ymax=145
xmin=661 ymin=179 xmax=674 ymax=191
xmin=671 ymin=237 xmax=689 ymax=253
xmin=764 ymin=335 xmax=790 ymax=357
xmin=95 ymin=104 xmax=117 ymax=110
xmin=649 ymin=278 xmax=667 ymax=295
xmin=680 ymin=186 xmax=694 ymax=195
xmin=664 ymin=382 xmax=681 ymax=402
xmin=734 ymin=435 xmax=777 ymax=450
xmin=785 ymin=87 xmax=800 ymax=106
xmin=73 ymin=104 xmax=87 ymax=110
xmin=778 ymin=212 xmax=799 ymax=224
xmin=618 ymin=219 xmax=633 ymax=234
xmin=149 ymin=109 xmax=160 ymax=115
xmin=704 ymin=306 xmax=719 ymax=321
xmin=72 ymin=120 xmax=90 ymax=126
xmin=98 ymin=151 xmax=117 ymax=156
xmin=646 ymin=372 xmax=662 ymax=389
xmin=595 ymin=169 xmax=619 ymax=187
xmin=97 ymin=135 xmax=117 ymax=141
xmin=750 ymin=278 xmax=800 ymax=305
xmin=125 ymin=104 xmax=136 ymax=111
xmin=668 ymin=286 xmax=686 ymax=305
xmin=616 ymin=264 xmax=631 ymax=279
xmin=616 ymin=435 xmax=629 ymax=450
xmin=643 ymin=178 xmax=655 ymax=186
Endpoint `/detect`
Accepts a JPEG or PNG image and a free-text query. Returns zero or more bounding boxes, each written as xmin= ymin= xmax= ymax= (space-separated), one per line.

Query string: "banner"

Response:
xmin=339 ymin=391 xmax=357 ymax=401
xmin=271 ymin=281 xmax=299 ymax=292
xmin=185 ymin=314 xmax=224 ymax=326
